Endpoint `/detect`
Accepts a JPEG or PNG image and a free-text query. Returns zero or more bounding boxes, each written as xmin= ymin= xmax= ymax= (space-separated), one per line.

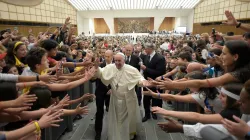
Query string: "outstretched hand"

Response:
xmin=14 ymin=94 xmax=37 ymax=107
xmin=75 ymin=103 xmax=89 ymax=115
xmin=81 ymin=93 xmax=95 ymax=100
xmin=157 ymin=117 xmax=183 ymax=133
xmin=222 ymin=10 xmax=238 ymax=26
xmin=39 ymin=75 xmax=58 ymax=83
xmin=94 ymin=58 xmax=102 ymax=69
xmin=151 ymin=106 xmax=167 ymax=115
xmin=144 ymin=87 xmax=156 ymax=96
xmin=222 ymin=115 xmax=250 ymax=139
xmin=58 ymin=94 xmax=70 ymax=107
xmin=84 ymin=67 xmax=97 ymax=81
xmin=150 ymin=78 xmax=173 ymax=90
xmin=38 ymin=110 xmax=64 ymax=128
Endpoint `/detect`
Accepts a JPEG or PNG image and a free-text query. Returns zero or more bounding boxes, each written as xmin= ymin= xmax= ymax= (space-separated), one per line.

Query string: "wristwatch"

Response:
xmin=236 ymin=22 xmax=241 ymax=28
xmin=245 ymin=131 xmax=250 ymax=140
xmin=36 ymin=75 xmax=40 ymax=81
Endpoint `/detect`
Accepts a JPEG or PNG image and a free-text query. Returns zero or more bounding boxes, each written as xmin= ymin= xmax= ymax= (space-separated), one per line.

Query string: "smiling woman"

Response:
xmin=5 ymin=41 xmax=28 ymax=74
xmin=153 ymin=40 xmax=250 ymax=90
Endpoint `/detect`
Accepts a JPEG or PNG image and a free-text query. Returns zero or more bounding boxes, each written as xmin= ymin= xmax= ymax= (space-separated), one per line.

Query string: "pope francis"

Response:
xmin=94 ymin=52 xmax=151 ymax=140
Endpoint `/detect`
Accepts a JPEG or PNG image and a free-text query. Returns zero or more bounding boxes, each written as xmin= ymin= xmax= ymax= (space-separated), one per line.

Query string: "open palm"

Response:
xmin=223 ymin=10 xmax=238 ymax=26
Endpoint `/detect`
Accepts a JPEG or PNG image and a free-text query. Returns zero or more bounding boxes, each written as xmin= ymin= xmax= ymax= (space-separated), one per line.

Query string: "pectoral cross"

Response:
xmin=116 ymin=84 xmax=119 ymax=90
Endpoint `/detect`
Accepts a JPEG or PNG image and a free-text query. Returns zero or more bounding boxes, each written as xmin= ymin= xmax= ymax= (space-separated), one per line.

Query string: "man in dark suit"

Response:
xmin=125 ymin=44 xmax=140 ymax=71
xmin=125 ymin=44 xmax=142 ymax=106
xmin=133 ymin=44 xmax=146 ymax=106
xmin=94 ymin=50 xmax=113 ymax=140
xmin=134 ymin=44 xmax=146 ymax=62
xmin=99 ymin=47 xmax=106 ymax=62
xmin=140 ymin=43 xmax=166 ymax=122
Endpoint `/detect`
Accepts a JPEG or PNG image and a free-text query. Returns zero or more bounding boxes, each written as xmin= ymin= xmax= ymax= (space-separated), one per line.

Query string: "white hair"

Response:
xmin=116 ymin=52 xmax=125 ymax=59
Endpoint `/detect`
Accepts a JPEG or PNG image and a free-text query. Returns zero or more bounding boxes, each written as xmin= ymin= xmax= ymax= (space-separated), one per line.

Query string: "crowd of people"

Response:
xmin=0 ymin=9 xmax=250 ymax=140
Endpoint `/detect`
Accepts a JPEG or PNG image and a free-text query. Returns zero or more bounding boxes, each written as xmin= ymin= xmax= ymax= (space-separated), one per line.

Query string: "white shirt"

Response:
xmin=201 ymin=49 xmax=208 ymax=60
xmin=191 ymin=92 xmax=223 ymax=113
xmin=149 ymin=51 xmax=156 ymax=62
xmin=125 ymin=55 xmax=131 ymax=62
xmin=0 ymin=73 xmax=18 ymax=82
xmin=21 ymin=67 xmax=39 ymax=76
xmin=183 ymin=114 xmax=250 ymax=139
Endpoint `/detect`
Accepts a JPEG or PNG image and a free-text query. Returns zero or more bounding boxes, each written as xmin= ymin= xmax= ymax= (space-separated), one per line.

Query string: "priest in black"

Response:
xmin=94 ymin=50 xmax=113 ymax=140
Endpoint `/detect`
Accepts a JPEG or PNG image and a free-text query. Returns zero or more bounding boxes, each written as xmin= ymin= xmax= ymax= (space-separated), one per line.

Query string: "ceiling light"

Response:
xmin=68 ymin=0 xmax=202 ymax=11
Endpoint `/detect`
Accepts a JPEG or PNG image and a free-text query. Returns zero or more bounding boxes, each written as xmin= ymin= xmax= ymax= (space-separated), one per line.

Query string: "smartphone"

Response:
xmin=212 ymin=28 xmax=215 ymax=34
xmin=204 ymin=98 xmax=213 ymax=112
xmin=203 ymin=67 xmax=211 ymax=72
xmin=208 ymin=52 xmax=215 ymax=58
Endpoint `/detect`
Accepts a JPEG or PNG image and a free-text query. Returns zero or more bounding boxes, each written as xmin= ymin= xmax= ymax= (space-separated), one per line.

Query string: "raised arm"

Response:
xmin=17 ymin=75 xmax=57 ymax=83
xmin=62 ymin=61 xmax=93 ymax=68
xmin=223 ymin=10 xmax=250 ymax=32
xmin=144 ymin=87 xmax=196 ymax=103
xmin=47 ymin=67 xmax=96 ymax=91
xmin=154 ymin=73 xmax=237 ymax=90
xmin=1 ymin=110 xmax=63 ymax=140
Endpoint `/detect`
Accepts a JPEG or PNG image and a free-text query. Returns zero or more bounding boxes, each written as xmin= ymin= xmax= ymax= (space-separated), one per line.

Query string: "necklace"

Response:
xmin=115 ymin=69 xmax=125 ymax=90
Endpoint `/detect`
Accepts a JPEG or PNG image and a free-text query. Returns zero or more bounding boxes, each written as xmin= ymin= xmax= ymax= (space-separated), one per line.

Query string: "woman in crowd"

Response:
xmin=5 ymin=41 xmax=28 ymax=74
xmin=144 ymin=71 xmax=222 ymax=113
xmin=152 ymin=40 xmax=250 ymax=90
xmin=150 ymin=82 xmax=242 ymax=123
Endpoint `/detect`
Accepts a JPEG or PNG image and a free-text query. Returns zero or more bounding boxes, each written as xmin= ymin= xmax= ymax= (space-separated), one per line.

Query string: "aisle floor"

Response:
xmin=59 ymin=101 xmax=195 ymax=140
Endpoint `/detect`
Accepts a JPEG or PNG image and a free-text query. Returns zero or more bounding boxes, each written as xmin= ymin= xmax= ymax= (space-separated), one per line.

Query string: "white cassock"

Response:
xmin=95 ymin=64 xmax=145 ymax=140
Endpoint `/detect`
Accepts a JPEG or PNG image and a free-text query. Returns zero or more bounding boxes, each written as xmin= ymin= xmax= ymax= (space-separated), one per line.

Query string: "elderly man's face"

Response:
xmin=145 ymin=47 xmax=153 ymax=55
xmin=114 ymin=55 xmax=125 ymax=69
xmin=125 ymin=45 xmax=133 ymax=56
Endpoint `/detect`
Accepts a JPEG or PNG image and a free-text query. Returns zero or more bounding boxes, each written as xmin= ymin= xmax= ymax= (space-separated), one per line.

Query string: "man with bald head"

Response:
xmin=94 ymin=50 xmax=113 ymax=140
xmin=125 ymin=44 xmax=140 ymax=71
xmin=94 ymin=52 xmax=152 ymax=140
xmin=125 ymin=44 xmax=142 ymax=106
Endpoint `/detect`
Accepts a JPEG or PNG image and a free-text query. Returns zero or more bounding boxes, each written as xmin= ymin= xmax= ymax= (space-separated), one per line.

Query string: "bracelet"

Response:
xmin=206 ymin=79 xmax=212 ymax=87
xmin=34 ymin=121 xmax=41 ymax=132
xmin=74 ymin=62 xmax=77 ymax=67
xmin=158 ymin=92 xmax=161 ymax=99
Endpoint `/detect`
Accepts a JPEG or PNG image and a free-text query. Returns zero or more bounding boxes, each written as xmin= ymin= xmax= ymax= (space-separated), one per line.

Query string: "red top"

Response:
xmin=47 ymin=57 xmax=57 ymax=67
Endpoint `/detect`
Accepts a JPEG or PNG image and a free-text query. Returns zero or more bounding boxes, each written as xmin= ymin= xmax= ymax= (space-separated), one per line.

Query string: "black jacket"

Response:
xmin=143 ymin=53 xmax=166 ymax=80
xmin=94 ymin=61 xmax=111 ymax=95
xmin=126 ymin=54 xmax=140 ymax=71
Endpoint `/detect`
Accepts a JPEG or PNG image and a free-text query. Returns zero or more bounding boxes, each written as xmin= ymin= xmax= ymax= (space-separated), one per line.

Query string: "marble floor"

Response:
xmin=59 ymin=100 xmax=196 ymax=140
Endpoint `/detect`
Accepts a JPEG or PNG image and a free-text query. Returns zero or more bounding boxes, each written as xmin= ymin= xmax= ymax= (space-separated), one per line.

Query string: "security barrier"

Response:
xmin=42 ymin=81 xmax=95 ymax=140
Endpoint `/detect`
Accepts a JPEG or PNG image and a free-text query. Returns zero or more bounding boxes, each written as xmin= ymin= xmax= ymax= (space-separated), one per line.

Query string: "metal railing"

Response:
xmin=42 ymin=81 xmax=95 ymax=140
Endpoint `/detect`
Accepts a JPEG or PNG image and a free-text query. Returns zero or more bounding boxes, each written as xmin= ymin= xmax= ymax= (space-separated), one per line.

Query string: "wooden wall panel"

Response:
xmin=94 ymin=18 xmax=110 ymax=34
xmin=158 ymin=17 xmax=175 ymax=31
xmin=0 ymin=25 xmax=59 ymax=36
xmin=114 ymin=18 xmax=118 ymax=33
xmin=149 ymin=17 xmax=154 ymax=31
xmin=193 ymin=23 xmax=246 ymax=35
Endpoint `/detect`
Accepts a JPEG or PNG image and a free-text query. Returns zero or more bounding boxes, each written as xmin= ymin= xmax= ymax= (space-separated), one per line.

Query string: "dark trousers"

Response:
xmin=95 ymin=92 xmax=110 ymax=134
xmin=143 ymin=88 xmax=162 ymax=117
xmin=136 ymin=86 xmax=142 ymax=105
